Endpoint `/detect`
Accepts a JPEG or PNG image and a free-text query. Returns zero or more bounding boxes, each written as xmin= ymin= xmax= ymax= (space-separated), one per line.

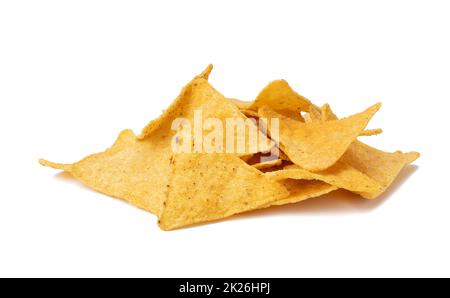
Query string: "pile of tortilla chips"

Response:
xmin=40 ymin=65 xmax=419 ymax=230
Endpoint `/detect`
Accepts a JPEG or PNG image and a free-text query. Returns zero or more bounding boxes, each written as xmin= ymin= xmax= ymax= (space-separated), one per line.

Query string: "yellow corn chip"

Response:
xmin=321 ymin=104 xmax=420 ymax=198
xmin=342 ymin=142 xmax=420 ymax=199
xmin=310 ymin=104 xmax=382 ymax=137
xmin=159 ymin=153 xmax=290 ymax=230
xmin=41 ymin=66 xmax=273 ymax=216
xmin=258 ymin=103 xmax=381 ymax=171
xmin=248 ymin=80 xmax=313 ymax=122
xmin=266 ymin=162 xmax=384 ymax=198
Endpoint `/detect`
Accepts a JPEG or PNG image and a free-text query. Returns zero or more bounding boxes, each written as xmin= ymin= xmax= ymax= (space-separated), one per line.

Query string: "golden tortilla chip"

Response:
xmin=342 ymin=142 xmax=420 ymax=199
xmin=309 ymin=104 xmax=382 ymax=137
xmin=139 ymin=71 xmax=273 ymax=154
xmin=320 ymin=104 xmax=420 ymax=198
xmin=159 ymin=153 xmax=290 ymax=230
xmin=248 ymin=80 xmax=314 ymax=122
xmin=266 ymin=162 xmax=383 ymax=198
xmin=259 ymin=103 xmax=381 ymax=171
xmin=41 ymin=66 xmax=272 ymax=216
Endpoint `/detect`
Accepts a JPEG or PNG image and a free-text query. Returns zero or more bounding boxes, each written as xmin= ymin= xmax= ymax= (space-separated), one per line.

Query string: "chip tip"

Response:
xmin=408 ymin=151 xmax=421 ymax=162
xmin=39 ymin=159 xmax=71 ymax=171
xmin=157 ymin=220 xmax=174 ymax=231
xmin=359 ymin=128 xmax=383 ymax=137
xmin=197 ymin=64 xmax=214 ymax=80
xmin=372 ymin=102 xmax=382 ymax=111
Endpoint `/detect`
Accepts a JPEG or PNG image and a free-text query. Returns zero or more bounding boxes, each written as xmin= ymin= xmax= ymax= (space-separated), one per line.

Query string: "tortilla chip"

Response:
xmin=309 ymin=104 xmax=382 ymax=137
xmin=259 ymin=103 xmax=381 ymax=171
xmin=248 ymin=80 xmax=314 ymax=122
xmin=342 ymin=142 xmax=420 ymax=199
xmin=320 ymin=104 xmax=420 ymax=198
xmin=41 ymin=66 xmax=272 ymax=216
xmin=267 ymin=162 xmax=384 ymax=198
xmin=270 ymin=180 xmax=338 ymax=206
xmin=139 ymin=71 xmax=273 ymax=154
xmin=159 ymin=153 xmax=290 ymax=230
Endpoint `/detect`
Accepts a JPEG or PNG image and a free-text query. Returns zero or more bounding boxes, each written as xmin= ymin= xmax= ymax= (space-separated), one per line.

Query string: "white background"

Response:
xmin=1 ymin=0 xmax=449 ymax=278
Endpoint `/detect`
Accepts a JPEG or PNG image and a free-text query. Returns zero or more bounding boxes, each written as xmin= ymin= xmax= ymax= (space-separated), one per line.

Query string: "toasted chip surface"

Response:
xmin=342 ymin=142 xmax=420 ymax=198
xmin=267 ymin=162 xmax=384 ymax=198
xmin=320 ymin=103 xmax=420 ymax=198
xmin=40 ymin=130 xmax=164 ymax=213
xmin=270 ymin=180 xmax=338 ymax=206
xmin=249 ymin=80 xmax=313 ymax=121
xmin=259 ymin=103 xmax=381 ymax=171
xmin=359 ymin=128 xmax=383 ymax=137
xmin=252 ymin=159 xmax=283 ymax=170
xmin=159 ymin=153 xmax=290 ymax=230
xmin=41 ymin=67 xmax=273 ymax=216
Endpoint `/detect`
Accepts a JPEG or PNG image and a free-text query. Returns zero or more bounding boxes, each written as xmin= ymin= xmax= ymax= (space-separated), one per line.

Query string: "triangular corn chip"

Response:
xmin=342 ymin=142 xmax=420 ymax=199
xmin=139 ymin=69 xmax=273 ymax=154
xmin=258 ymin=103 xmax=381 ymax=171
xmin=248 ymin=80 xmax=314 ymax=121
xmin=266 ymin=162 xmax=384 ymax=198
xmin=159 ymin=153 xmax=290 ymax=230
xmin=309 ymin=103 xmax=382 ymax=137
xmin=40 ymin=66 xmax=273 ymax=216
xmin=320 ymin=104 xmax=420 ymax=198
